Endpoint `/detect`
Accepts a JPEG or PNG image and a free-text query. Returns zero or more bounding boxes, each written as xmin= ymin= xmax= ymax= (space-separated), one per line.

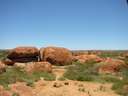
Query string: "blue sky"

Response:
xmin=0 ymin=0 xmax=128 ymax=50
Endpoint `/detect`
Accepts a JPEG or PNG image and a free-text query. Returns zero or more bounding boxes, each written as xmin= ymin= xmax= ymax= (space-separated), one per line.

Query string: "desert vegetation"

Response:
xmin=0 ymin=66 xmax=56 ymax=89
xmin=0 ymin=50 xmax=9 ymax=60
xmin=62 ymin=61 xmax=128 ymax=96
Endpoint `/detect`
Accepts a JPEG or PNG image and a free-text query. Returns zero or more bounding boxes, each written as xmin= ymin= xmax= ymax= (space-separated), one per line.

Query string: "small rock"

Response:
xmin=53 ymin=82 xmax=62 ymax=88
xmin=14 ymin=63 xmax=26 ymax=68
xmin=64 ymin=82 xmax=69 ymax=85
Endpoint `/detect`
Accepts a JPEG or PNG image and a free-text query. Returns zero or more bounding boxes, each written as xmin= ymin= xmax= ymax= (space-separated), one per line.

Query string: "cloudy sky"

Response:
xmin=0 ymin=0 xmax=128 ymax=50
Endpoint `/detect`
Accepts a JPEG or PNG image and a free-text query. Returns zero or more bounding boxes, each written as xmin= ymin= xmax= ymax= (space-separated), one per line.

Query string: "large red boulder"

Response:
xmin=7 ymin=47 xmax=39 ymax=62
xmin=8 ymin=47 xmax=39 ymax=58
xmin=25 ymin=61 xmax=52 ymax=73
xmin=98 ymin=58 xmax=125 ymax=74
xmin=73 ymin=54 xmax=102 ymax=63
xmin=40 ymin=47 xmax=73 ymax=65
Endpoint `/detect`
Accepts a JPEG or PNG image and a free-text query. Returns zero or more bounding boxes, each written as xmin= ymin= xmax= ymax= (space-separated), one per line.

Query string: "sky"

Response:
xmin=0 ymin=0 xmax=128 ymax=50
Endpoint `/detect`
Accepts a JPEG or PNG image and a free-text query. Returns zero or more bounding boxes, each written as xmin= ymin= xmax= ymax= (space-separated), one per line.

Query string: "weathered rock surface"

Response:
xmin=40 ymin=47 xmax=73 ymax=65
xmin=73 ymin=54 xmax=102 ymax=63
xmin=25 ymin=61 xmax=52 ymax=73
xmin=7 ymin=47 xmax=39 ymax=62
xmin=98 ymin=58 xmax=125 ymax=74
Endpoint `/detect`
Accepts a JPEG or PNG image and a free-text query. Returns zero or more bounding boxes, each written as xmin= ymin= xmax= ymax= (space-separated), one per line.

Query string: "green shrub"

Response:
xmin=58 ymin=77 xmax=66 ymax=81
xmin=111 ymin=67 xmax=128 ymax=96
xmin=0 ymin=67 xmax=29 ymax=88
xmin=98 ymin=74 xmax=121 ymax=83
xmin=112 ymin=78 xmax=128 ymax=96
xmin=0 ymin=66 xmax=56 ymax=88
xmin=98 ymin=51 xmax=122 ymax=58
xmin=124 ymin=58 xmax=128 ymax=65
xmin=63 ymin=61 xmax=122 ymax=83
xmin=0 ymin=50 xmax=9 ymax=60
xmin=63 ymin=61 xmax=99 ymax=81
xmin=31 ymin=71 xmax=56 ymax=81
xmin=120 ymin=67 xmax=128 ymax=79
xmin=12 ymin=93 xmax=20 ymax=96
xmin=63 ymin=61 xmax=128 ymax=96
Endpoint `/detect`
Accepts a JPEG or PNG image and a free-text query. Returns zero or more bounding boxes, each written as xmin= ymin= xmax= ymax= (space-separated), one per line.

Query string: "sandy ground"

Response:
xmin=33 ymin=80 xmax=120 ymax=96
xmin=33 ymin=66 xmax=120 ymax=96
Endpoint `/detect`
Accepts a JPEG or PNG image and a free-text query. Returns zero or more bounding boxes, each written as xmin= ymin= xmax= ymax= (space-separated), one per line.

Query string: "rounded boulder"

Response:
xmin=40 ymin=47 xmax=73 ymax=65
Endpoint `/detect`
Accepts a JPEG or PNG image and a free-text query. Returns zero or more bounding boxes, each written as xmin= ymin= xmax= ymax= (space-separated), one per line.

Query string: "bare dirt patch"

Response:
xmin=33 ymin=80 xmax=120 ymax=96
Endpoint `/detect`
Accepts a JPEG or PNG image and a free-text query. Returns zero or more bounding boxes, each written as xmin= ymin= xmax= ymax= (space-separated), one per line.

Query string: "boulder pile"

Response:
xmin=5 ymin=46 xmax=73 ymax=66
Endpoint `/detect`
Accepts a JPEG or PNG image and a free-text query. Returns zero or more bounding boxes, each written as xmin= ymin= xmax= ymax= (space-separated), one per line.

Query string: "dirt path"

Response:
xmin=52 ymin=66 xmax=67 ymax=80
